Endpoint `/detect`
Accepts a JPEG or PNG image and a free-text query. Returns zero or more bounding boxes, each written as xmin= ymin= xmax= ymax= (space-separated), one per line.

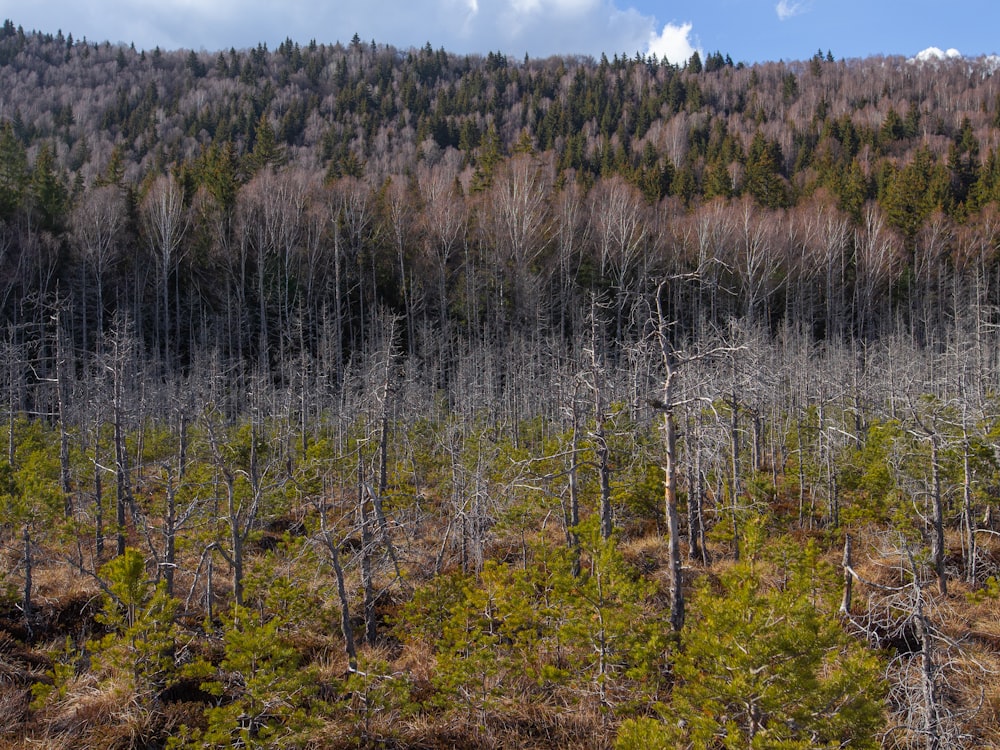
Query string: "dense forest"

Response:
xmin=3 ymin=17 xmax=1000 ymax=748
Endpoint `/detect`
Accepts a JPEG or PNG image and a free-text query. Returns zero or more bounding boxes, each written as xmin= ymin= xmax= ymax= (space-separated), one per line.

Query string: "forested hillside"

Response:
xmin=3 ymin=17 xmax=1000 ymax=748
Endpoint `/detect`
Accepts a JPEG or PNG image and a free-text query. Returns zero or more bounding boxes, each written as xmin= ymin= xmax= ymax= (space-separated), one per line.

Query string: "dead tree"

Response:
xmin=312 ymin=476 xmax=359 ymax=673
xmin=202 ymin=390 xmax=281 ymax=608
xmin=905 ymin=402 xmax=949 ymax=597
xmin=653 ymin=279 xmax=685 ymax=632
xmin=104 ymin=315 xmax=138 ymax=558
xmin=843 ymin=536 xmax=987 ymax=749
xmin=564 ymin=376 xmax=584 ymax=575
xmin=647 ymin=275 xmax=740 ymax=629
xmin=685 ymin=410 xmax=709 ymax=565
xmin=141 ymin=174 xmax=190 ymax=368
xmin=585 ymin=300 xmax=615 ymax=540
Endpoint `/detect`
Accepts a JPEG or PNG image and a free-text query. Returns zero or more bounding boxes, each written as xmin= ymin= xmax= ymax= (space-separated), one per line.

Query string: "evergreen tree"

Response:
xmin=969 ymin=147 xmax=1000 ymax=209
xmin=619 ymin=545 xmax=886 ymax=749
xmin=184 ymin=605 xmax=318 ymax=748
xmin=471 ymin=121 xmax=503 ymax=191
xmin=0 ymin=428 xmax=65 ymax=629
xmin=29 ymin=141 xmax=67 ymax=232
xmin=197 ymin=140 xmax=242 ymax=211
xmin=745 ymin=131 xmax=788 ymax=208
xmin=948 ymin=117 xmax=979 ymax=213
xmin=247 ymin=112 xmax=284 ymax=174
xmin=0 ymin=121 xmax=28 ymax=220
xmin=91 ymin=548 xmax=180 ymax=699
xmin=882 ymin=145 xmax=948 ymax=243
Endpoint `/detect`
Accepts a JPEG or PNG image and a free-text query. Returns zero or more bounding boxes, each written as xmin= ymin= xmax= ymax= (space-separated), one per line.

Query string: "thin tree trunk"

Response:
xmin=359 ymin=455 xmax=377 ymax=644
xmin=656 ymin=282 xmax=684 ymax=633
xmin=686 ymin=413 xmax=706 ymax=565
xmin=796 ymin=414 xmax=807 ymax=527
xmin=595 ymin=417 xmax=613 ymax=540
xmin=113 ymin=376 xmax=129 ymax=557
xmin=840 ymin=533 xmax=853 ymax=615
xmin=567 ymin=397 xmax=581 ymax=576
xmin=55 ymin=309 xmax=72 ymax=517
xmin=662 ymin=403 xmax=683 ymax=632
xmin=929 ymin=438 xmax=947 ymax=596
xmin=328 ymin=537 xmax=358 ymax=672
xmin=164 ymin=468 xmax=177 ymax=596
xmin=94 ymin=430 xmax=103 ymax=558
xmin=22 ymin=525 xmax=32 ymax=630
xmin=228 ymin=474 xmax=244 ymax=607
xmin=962 ymin=431 xmax=977 ymax=585
xmin=205 ymin=552 xmax=214 ymax=623
xmin=372 ymin=320 xmax=404 ymax=583
xmin=913 ymin=586 xmax=941 ymax=750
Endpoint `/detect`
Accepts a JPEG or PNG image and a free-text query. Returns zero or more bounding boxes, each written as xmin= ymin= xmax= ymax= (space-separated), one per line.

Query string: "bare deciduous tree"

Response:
xmin=72 ymin=184 xmax=125 ymax=352
xmin=141 ymin=174 xmax=190 ymax=367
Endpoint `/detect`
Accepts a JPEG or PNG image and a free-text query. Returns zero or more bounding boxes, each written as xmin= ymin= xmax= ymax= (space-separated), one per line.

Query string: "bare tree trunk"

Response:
xmin=661 ymin=403 xmax=684 ymax=632
xmin=687 ymin=412 xmax=708 ymax=565
xmin=796 ymin=413 xmax=807 ymax=527
xmin=178 ymin=411 xmax=188 ymax=479
xmin=22 ymin=525 xmax=32 ymax=631
xmin=567 ymin=393 xmax=581 ymax=576
xmin=820 ymin=401 xmax=839 ymax=528
xmin=6 ymin=344 xmax=15 ymax=467
xmin=55 ymin=308 xmax=72 ymax=516
xmin=163 ymin=467 xmax=177 ymax=596
xmin=205 ymin=549 xmax=214 ymax=623
xmin=912 ymin=584 xmax=941 ymax=750
xmin=961 ymin=426 xmax=977 ymax=585
xmin=590 ymin=313 xmax=613 ymax=540
xmin=298 ymin=314 xmax=310 ymax=459
xmin=93 ymin=429 xmax=103 ymax=558
xmin=111 ymin=327 xmax=133 ymax=558
xmin=226 ymin=472 xmax=244 ymax=607
xmin=840 ymin=533 xmax=853 ymax=615
xmin=359 ymin=454 xmax=377 ymax=645
xmin=727 ymin=361 xmax=743 ymax=561
xmin=750 ymin=409 xmax=764 ymax=474
xmin=656 ymin=282 xmax=684 ymax=633
xmin=318 ymin=476 xmax=359 ymax=672
xmin=328 ymin=536 xmax=358 ymax=672
xmin=371 ymin=317 xmax=404 ymax=584
xmin=333 ymin=223 xmax=344 ymax=377
xmin=929 ymin=438 xmax=947 ymax=597
xmin=729 ymin=387 xmax=740 ymax=501
xmin=595 ymin=414 xmax=613 ymax=540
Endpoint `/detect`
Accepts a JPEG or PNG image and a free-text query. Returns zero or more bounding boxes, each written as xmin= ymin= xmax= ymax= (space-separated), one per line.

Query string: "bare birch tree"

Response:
xmin=141 ymin=174 xmax=190 ymax=368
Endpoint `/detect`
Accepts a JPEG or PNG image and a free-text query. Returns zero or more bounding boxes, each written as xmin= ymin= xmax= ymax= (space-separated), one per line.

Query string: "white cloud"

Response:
xmin=511 ymin=0 xmax=543 ymax=12
xmin=4 ymin=0 xmax=669 ymax=58
xmin=646 ymin=21 xmax=699 ymax=65
xmin=775 ymin=0 xmax=806 ymax=21
xmin=511 ymin=0 xmax=601 ymax=15
xmin=909 ymin=46 xmax=963 ymax=64
xmin=446 ymin=0 xmax=658 ymax=56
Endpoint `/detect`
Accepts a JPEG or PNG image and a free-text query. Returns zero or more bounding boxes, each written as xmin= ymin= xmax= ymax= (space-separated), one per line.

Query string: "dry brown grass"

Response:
xmin=31 ymin=561 xmax=100 ymax=601
xmin=26 ymin=673 xmax=164 ymax=750
xmin=965 ymin=594 xmax=1000 ymax=643
xmin=394 ymin=639 xmax=436 ymax=698
xmin=351 ymin=701 xmax=612 ymax=750
xmin=619 ymin=532 xmax=670 ymax=574
xmin=0 ymin=686 xmax=31 ymax=743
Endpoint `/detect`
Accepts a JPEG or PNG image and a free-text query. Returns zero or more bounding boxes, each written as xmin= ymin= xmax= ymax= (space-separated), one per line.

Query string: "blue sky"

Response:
xmin=2 ymin=0 xmax=998 ymax=64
